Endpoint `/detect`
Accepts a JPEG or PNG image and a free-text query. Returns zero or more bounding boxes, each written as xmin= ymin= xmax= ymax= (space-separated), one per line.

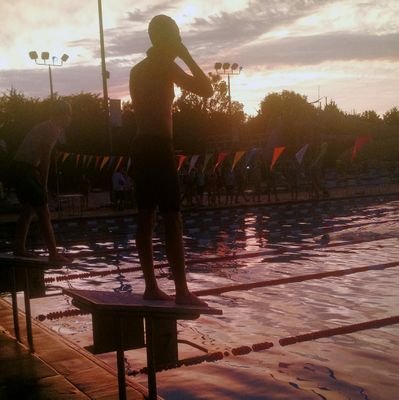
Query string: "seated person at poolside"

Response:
xmin=10 ymin=100 xmax=72 ymax=263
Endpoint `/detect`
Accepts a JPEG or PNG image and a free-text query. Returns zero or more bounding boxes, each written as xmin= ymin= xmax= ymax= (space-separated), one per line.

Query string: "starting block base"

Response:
xmin=64 ymin=288 xmax=222 ymax=400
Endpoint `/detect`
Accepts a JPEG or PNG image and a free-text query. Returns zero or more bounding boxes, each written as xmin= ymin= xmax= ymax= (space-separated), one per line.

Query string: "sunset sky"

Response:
xmin=1 ymin=0 xmax=398 ymax=116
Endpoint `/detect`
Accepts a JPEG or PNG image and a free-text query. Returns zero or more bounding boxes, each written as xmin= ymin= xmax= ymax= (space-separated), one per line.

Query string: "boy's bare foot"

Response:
xmin=143 ymin=288 xmax=173 ymax=301
xmin=49 ymin=253 xmax=74 ymax=264
xmin=175 ymin=292 xmax=208 ymax=307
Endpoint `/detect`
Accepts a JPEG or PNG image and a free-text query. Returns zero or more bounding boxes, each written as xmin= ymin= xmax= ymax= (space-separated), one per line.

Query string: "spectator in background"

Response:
xmin=112 ymin=167 xmax=126 ymax=210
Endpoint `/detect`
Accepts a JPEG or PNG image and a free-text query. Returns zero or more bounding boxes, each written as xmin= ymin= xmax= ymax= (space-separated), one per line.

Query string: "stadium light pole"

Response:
xmin=214 ymin=62 xmax=242 ymax=117
xmin=29 ymin=51 xmax=69 ymax=100
xmin=97 ymin=0 xmax=112 ymax=153
xmin=214 ymin=62 xmax=242 ymax=145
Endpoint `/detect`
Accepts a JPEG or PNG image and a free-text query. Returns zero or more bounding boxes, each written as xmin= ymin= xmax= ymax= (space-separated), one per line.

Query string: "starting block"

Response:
xmin=0 ymin=254 xmax=65 ymax=352
xmin=63 ymin=288 xmax=222 ymax=400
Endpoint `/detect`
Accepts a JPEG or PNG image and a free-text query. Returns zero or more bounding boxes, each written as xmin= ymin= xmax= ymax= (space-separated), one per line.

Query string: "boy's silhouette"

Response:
xmin=130 ymin=15 xmax=213 ymax=306
xmin=11 ymin=100 xmax=72 ymax=263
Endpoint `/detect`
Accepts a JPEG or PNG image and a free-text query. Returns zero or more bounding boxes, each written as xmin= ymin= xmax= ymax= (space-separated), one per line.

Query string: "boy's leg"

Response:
xmin=14 ymin=204 xmax=34 ymax=256
xmin=34 ymin=204 xmax=70 ymax=262
xmin=163 ymin=211 xmax=207 ymax=306
xmin=137 ymin=209 xmax=171 ymax=300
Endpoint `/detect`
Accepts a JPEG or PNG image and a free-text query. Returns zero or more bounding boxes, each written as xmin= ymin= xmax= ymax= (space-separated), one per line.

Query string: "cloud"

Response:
xmin=74 ymin=0 xmax=332 ymax=67
xmin=238 ymin=32 xmax=399 ymax=68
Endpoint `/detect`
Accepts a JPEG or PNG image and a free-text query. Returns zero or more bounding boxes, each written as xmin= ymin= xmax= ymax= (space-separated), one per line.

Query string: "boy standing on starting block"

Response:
xmin=129 ymin=15 xmax=213 ymax=306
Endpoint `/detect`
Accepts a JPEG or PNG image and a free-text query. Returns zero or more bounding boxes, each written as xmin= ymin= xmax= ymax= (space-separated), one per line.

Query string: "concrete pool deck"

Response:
xmin=0 ymin=298 xmax=154 ymax=400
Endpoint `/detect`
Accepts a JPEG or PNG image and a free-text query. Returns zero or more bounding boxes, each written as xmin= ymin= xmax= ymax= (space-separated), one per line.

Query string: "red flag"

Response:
xmin=270 ymin=146 xmax=285 ymax=170
xmin=352 ymin=136 xmax=370 ymax=160
xmin=177 ymin=155 xmax=187 ymax=171
xmin=214 ymin=151 xmax=228 ymax=171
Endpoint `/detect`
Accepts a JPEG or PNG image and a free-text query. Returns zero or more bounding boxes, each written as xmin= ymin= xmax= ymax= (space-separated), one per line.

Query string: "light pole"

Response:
xmin=214 ymin=62 xmax=242 ymax=145
xmin=214 ymin=62 xmax=242 ymax=117
xmin=97 ymin=0 xmax=112 ymax=154
xmin=29 ymin=51 xmax=69 ymax=100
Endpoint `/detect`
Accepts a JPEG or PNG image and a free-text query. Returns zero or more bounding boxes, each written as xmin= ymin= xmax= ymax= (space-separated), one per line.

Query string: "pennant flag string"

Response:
xmin=352 ymin=136 xmax=370 ymax=161
xmin=270 ymin=146 xmax=285 ymax=170
xmin=62 ymin=152 xmax=70 ymax=163
xmin=244 ymin=148 xmax=258 ymax=167
xmin=312 ymin=142 xmax=328 ymax=166
xmin=126 ymin=157 xmax=132 ymax=172
xmin=177 ymin=155 xmax=187 ymax=171
xmin=202 ymin=153 xmax=213 ymax=173
xmin=232 ymin=151 xmax=246 ymax=171
xmin=214 ymin=151 xmax=228 ymax=171
xmin=295 ymin=144 xmax=309 ymax=165
xmin=100 ymin=156 xmax=110 ymax=170
xmin=189 ymin=154 xmax=200 ymax=173
xmin=114 ymin=156 xmax=123 ymax=172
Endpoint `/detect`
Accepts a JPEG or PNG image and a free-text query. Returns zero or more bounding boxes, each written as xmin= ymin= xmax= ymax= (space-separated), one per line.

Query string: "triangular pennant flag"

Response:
xmin=232 ymin=151 xmax=246 ymax=171
xmin=86 ymin=155 xmax=94 ymax=168
xmin=107 ymin=156 xmax=116 ymax=170
xmin=96 ymin=156 xmax=103 ymax=169
xmin=114 ymin=156 xmax=123 ymax=172
xmin=270 ymin=146 xmax=285 ymax=170
xmin=82 ymin=155 xmax=88 ymax=167
xmin=313 ymin=142 xmax=328 ymax=166
xmin=126 ymin=157 xmax=132 ymax=172
xmin=188 ymin=155 xmax=200 ymax=173
xmin=56 ymin=151 xmax=64 ymax=162
xmin=351 ymin=136 xmax=370 ymax=160
xmin=295 ymin=144 xmax=309 ymax=165
xmin=76 ymin=154 xmax=81 ymax=167
xmin=177 ymin=155 xmax=187 ymax=171
xmin=100 ymin=156 xmax=110 ymax=170
xmin=62 ymin=152 xmax=70 ymax=163
xmin=244 ymin=148 xmax=258 ymax=167
xmin=202 ymin=153 xmax=213 ymax=173
xmin=214 ymin=151 xmax=228 ymax=171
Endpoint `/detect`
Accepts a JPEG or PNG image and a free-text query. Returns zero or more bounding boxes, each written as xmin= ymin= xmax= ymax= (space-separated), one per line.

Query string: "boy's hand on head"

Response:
xmin=177 ymin=43 xmax=191 ymax=62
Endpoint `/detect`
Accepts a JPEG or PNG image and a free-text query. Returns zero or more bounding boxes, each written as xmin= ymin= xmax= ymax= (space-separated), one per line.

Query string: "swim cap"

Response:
xmin=148 ymin=15 xmax=181 ymax=47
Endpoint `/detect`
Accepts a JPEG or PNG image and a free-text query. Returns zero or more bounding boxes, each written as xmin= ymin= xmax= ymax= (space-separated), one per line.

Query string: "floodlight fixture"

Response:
xmin=29 ymin=50 xmax=69 ymax=101
xmin=29 ymin=51 xmax=38 ymax=60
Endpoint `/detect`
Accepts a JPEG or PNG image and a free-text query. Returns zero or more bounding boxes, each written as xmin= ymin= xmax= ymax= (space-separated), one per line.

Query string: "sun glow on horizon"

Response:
xmin=0 ymin=0 xmax=397 ymax=117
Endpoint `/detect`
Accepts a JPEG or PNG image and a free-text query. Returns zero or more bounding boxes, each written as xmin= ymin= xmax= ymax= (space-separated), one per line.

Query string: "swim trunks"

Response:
xmin=132 ymin=135 xmax=180 ymax=213
xmin=10 ymin=161 xmax=47 ymax=207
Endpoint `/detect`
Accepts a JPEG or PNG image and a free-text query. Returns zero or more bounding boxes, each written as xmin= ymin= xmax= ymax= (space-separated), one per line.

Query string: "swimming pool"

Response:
xmin=8 ymin=195 xmax=399 ymax=399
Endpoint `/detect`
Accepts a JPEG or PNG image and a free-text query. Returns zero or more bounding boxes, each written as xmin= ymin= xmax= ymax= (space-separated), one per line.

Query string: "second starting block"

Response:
xmin=63 ymin=288 xmax=222 ymax=400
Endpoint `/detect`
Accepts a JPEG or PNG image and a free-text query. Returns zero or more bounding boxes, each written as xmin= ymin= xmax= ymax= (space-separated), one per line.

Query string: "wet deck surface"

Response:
xmin=0 ymin=298 xmax=151 ymax=400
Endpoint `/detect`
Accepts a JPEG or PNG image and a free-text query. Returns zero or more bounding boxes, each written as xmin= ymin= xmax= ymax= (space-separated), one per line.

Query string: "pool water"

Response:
xmin=16 ymin=196 xmax=399 ymax=399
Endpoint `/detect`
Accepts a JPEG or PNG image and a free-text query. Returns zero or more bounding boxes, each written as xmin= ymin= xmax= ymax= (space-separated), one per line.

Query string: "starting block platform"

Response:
xmin=0 ymin=254 xmax=66 ymax=352
xmin=63 ymin=288 xmax=222 ymax=400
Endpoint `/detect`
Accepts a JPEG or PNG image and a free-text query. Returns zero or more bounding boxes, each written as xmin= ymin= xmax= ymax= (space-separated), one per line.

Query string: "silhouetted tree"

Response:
xmin=383 ymin=107 xmax=399 ymax=127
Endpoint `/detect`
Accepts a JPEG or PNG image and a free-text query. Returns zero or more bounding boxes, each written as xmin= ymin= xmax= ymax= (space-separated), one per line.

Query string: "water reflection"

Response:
xmin=4 ymin=196 xmax=399 ymax=399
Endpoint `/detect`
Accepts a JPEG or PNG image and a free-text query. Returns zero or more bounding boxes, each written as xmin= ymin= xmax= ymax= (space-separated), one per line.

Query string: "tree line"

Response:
xmin=1 ymin=74 xmax=399 ymax=167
